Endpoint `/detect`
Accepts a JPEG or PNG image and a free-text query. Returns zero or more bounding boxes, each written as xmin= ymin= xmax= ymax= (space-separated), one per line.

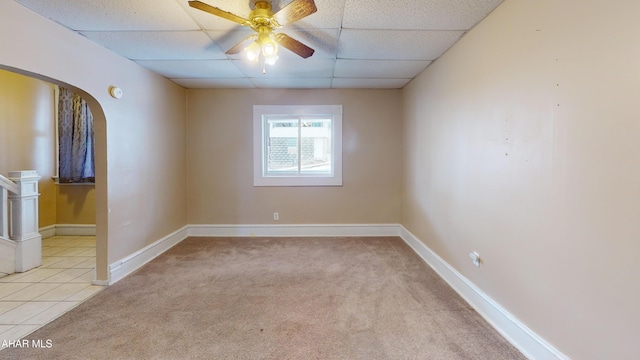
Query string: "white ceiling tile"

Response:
xmin=251 ymin=78 xmax=333 ymax=89
xmin=334 ymin=59 xmax=431 ymax=78
xmin=136 ymin=60 xmax=245 ymax=78
xmin=171 ymin=78 xmax=256 ymax=88
xmin=13 ymin=0 xmax=505 ymax=89
xmin=338 ymin=29 xmax=464 ymax=60
xmin=277 ymin=0 xmax=345 ymax=29
xmin=16 ymin=0 xmax=199 ymax=31
xmin=331 ymin=78 xmax=410 ymax=89
xmin=81 ymin=31 xmax=226 ymax=60
xmin=342 ymin=0 xmax=504 ymax=30
xmin=205 ymin=29 xmax=256 ymax=55
xmin=233 ymin=59 xmax=334 ymax=78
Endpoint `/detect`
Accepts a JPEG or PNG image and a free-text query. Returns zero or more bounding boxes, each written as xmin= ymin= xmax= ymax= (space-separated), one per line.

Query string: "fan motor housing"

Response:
xmin=251 ymin=1 xmax=280 ymax=28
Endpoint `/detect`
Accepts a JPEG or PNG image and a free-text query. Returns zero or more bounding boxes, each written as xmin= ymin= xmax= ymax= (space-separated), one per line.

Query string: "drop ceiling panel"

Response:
xmin=13 ymin=0 xmax=506 ymax=89
xmin=204 ymin=29 xmax=255 ymax=56
xmin=334 ymin=59 xmax=431 ymax=78
xmin=16 ymin=0 xmax=199 ymax=31
xmin=338 ymin=29 xmax=465 ymax=60
xmin=233 ymin=59 xmax=334 ymax=78
xmin=171 ymin=78 xmax=256 ymax=88
xmin=136 ymin=60 xmax=245 ymax=78
xmin=332 ymin=78 xmax=411 ymax=89
xmin=343 ymin=0 xmax=504 ymax=30
xmin=279 ymin=0 xmax=346 ymax=29
xmin=251 ymin=77 xmax=332 ymax=89
xmin=81 ymin=31 xmax=226 ymax=60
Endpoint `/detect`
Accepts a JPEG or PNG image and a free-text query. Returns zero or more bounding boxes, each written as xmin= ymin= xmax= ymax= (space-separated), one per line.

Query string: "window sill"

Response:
xmin=254 ymin=175 xmax=342 ymax=187
xmin=52 ymin=177 xmax=95 ymax=186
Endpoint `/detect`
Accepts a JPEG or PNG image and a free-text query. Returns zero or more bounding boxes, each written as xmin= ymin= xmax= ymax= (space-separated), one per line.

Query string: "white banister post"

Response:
xmin=8 ymin=170 xmax=42 ymax=272
xmin=0 ymin=187 xmax=7 ymax=238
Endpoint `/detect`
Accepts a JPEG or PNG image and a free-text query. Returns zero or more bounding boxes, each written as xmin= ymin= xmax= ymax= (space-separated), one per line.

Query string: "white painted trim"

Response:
xmin=39 ymin=225 xmax=56 ymax=239
xmin=398 ymin=226 xmax=567 ymax=360
xmin=92 ymin=279 xmax=109 ymax=286
xmin=55 ymin=224 xmax=95 ymax=236
xmin=187 ymin=223 xmax=401 ymax=237
xmin=91 ymin=269 xmax=109 ymax=286
xmin=39 ymin=224 xmax=96 ymax=237
xmin=0 ymin=173 xmax=18 ymax=194
xmin=108 ymin=226 xmax=188 ymax=285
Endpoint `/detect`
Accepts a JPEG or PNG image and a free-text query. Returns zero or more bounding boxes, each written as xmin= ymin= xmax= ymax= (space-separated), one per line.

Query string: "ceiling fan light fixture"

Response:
xmin=262 ymin=38 xmax=278 ymax=57
xmin=188 ymin=0 xmax=318 ymax=71
xmin=244 ymin=29 xmax=281 ymax=70
xmin=264 ymin=53 xmax=279 ymax=66
xmin=244 ymin=41 xmax=261 ymax=62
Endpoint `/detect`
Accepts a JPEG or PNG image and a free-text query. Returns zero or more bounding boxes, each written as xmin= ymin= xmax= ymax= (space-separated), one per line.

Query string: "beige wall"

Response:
xmin=402 ymin=0 xmax=640 ymax=358
xmin=186 ymin=89 xmax=402 ymax=224
xmin=56 ymin=186 xmax=95 ymax=225
xmin=0 ymin=1 xmax=187 ymax=280
xmin=0 ymin=70 xmax=56 ymax=227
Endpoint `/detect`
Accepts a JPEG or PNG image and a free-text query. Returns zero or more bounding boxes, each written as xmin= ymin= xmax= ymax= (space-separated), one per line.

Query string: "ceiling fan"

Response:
xmin=188 ymin=0 xmax=317 ymax=72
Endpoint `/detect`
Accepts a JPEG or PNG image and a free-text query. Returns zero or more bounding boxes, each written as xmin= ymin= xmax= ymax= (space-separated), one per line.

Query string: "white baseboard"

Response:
xmin=108 ymin=226 xmax=188 ymax=285
xmin=398 ymin=226 xmax=567 ymax=360
xmin=187 ymin=223 xmax=401 ymax=237
xmin=39 ymin=225 xmax=56 ymax=239
xmin=39 ymin=224 xmax=95 ymax=238
xmin=56 ymin=224 xmax=95 ymax=236
xmin=103 ymin=223 xmax=566 ymax=359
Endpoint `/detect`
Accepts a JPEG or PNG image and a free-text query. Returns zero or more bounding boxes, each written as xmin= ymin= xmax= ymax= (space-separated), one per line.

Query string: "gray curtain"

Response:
xmin=58 ymin=87 xmax=95 ymax=183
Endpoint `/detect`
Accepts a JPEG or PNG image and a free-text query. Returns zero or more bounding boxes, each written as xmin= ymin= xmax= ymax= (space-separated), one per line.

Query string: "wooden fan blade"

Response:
xmin=188 ymin=1 xmax=250 ymax=26
xmin=276 ymin=33 xmax=315 ymax=58
xmin=273 ymin=0 xmax=317 ymax=26
xmin=225 ymin=35 xmax=257 ymax=55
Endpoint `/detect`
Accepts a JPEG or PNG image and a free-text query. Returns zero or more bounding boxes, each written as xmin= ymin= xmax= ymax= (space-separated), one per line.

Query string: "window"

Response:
xmin=54 ymin=86 xmax=95 ymax=185
xmin=253 ymin=105 xmax=342 ymax=186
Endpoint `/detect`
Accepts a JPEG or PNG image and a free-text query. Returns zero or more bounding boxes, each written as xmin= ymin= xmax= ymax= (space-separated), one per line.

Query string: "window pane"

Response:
xmin=300 ymin=119 xmax=332 ymax=174
xmin=254 ymin=105 xmax=342 ymax=186
xmin=267 ymin=118 xmax=298 ymax=173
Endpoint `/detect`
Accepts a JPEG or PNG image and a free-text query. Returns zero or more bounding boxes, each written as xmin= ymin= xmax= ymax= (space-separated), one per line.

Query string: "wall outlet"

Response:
xmin=273 ymin=212 xmax=279 ymax=221
xmin=469 ymin=251 xmax=481 ymax=267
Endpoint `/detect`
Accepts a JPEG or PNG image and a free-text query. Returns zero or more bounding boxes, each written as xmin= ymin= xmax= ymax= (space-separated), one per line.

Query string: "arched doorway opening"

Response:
xmin=0 ymin=65 xmax=108 ymax=283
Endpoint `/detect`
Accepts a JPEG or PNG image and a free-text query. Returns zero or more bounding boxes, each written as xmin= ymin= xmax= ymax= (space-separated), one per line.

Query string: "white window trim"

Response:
xmin=253 ymin=105 xmax=343 ymax=187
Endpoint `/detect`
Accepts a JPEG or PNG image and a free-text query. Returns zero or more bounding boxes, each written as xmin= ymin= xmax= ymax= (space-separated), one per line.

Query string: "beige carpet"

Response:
xmin=2 ymin=236 xmax=524 ymax=359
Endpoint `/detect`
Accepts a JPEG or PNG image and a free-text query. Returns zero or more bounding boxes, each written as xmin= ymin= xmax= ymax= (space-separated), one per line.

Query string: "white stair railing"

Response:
xmin=0 ymin=174 xmax=18 ymax=239
xmin=0 ymin=171 xmax=42 ymax=275
xmin=0 ymin=174 xmax=18 ymax=276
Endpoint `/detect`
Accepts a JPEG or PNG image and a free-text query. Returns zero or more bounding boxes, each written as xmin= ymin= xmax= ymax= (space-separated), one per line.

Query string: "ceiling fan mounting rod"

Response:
xmin=250 ymin=1 xmax=282 ymax=30
xmin=254 ymin=1 xmax=271 ymax=10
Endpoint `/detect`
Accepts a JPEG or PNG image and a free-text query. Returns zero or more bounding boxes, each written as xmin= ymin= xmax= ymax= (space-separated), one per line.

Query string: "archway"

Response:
xmin=0 ymin=65 xmax=108 ymax=283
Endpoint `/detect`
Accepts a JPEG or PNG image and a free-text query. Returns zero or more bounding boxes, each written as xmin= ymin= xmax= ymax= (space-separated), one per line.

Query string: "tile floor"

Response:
xmin=0 ymin=236 xmax=103 ymax=345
